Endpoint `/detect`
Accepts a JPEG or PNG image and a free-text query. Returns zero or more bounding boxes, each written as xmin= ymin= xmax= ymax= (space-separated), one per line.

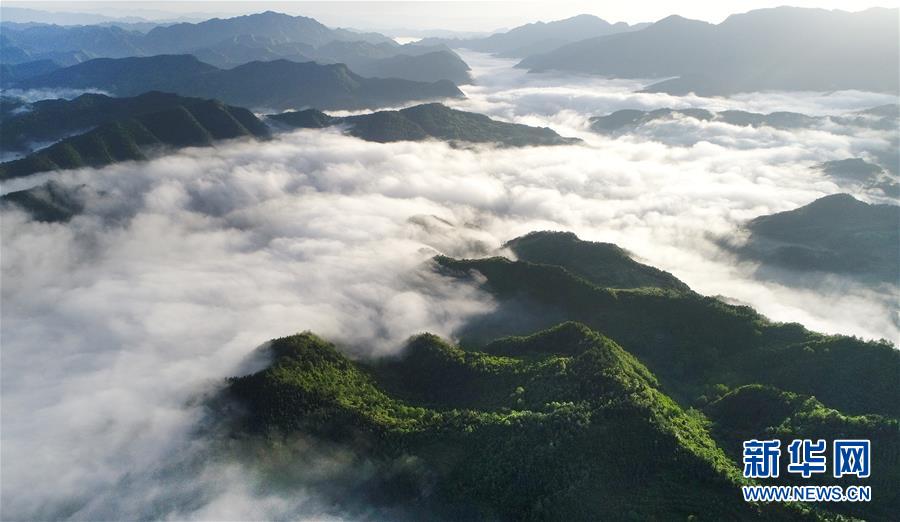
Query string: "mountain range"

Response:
xmin=1 ymin=11 xmax=472 ymax=84
xmin=225 ymin=230 xmax=899 ymax=520
xmin=269 ymin=103 xmax=580 ymax=146
xmin=518 ymin=7 xmax=899 ymax=95
xmin=0 ymin=93 xmax=269 ymax=179
xmin=14 ymin=55 xmax=465 ymax=111
xmin=0 ymin=97 xmax=577 ymax=184
xmin=590 ymin=104 xmax=900 ymax=135
xmin=420 ymin=14 xmax=648 ymax=58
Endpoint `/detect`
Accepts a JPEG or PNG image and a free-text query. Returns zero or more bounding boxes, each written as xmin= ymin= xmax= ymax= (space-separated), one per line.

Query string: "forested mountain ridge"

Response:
xmin=16 ymin=55 xmax=465 ymax=111
xmin=269 ymin=103 xmax=580 ymax=146
xmin=0 ymin=96 xmax=269 ymax=179
xmin=221 ymin=230 xmax=898 ymax=520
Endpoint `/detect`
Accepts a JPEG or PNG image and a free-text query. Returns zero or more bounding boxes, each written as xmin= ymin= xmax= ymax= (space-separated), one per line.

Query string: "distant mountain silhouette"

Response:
xmin=422 ymin=14 xmax=647 ymax=58
xmin=269 ymin=103 xmax=580 ymax=146
xmin=736 ymin=194 xmax=899 ymax=284
xmin=816 ymin=158 xmax=898 ymax=199
xmin=519 ymin=7 xmax=899 ymax=95
xmin=16 ymin=55 xmax=465 ymax=110
xmin=1 ymin=11 xmax=473 ymax=84
xmin=588 ymin=107 xmax=857 ymax=134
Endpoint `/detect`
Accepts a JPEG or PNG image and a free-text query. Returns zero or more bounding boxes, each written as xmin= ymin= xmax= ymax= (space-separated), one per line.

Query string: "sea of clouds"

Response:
xmin=1 ymin=51 xmax=897 ymax=520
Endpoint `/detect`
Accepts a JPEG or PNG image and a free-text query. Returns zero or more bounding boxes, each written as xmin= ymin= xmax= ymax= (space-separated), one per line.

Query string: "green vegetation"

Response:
xmin=227 ymin=230 xmax=897 ymax=519
xmin=0 ymin=181 xmax=93 ymax=222
xmin=230 ymin=325 xmax=815 ymax=520
xmin=706 ymin=385 xmax=899 ymax=520
xmin=0 ymin=97 xmax=269 ymax=179
xmin=1 ymin=91 xmax=267 ymax=153
xmin=434 ymin=250 xmax=898 ymax=418
xmin=269 ymin=103 xmax=580 ymax=146
xmin=505 ymin=230 xmax=690 ymax=291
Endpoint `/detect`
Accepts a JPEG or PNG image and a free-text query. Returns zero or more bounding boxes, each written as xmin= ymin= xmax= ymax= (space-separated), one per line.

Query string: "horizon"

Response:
xmin=2 ymin=1 xmax=898 ymax=33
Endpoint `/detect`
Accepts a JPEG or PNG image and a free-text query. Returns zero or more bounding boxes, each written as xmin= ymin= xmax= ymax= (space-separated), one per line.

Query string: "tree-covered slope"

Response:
xmin=0 ymin=98 xmax=269 ymax=179
xmin=224 ymin=231 xmax=897 ymax=519
xmin=705 ymin=385 xmax=899 ymax=520
xmin=434 ymin=233 xmax=899 ymax=419
xmin=0 ymin=180 xmax=92 ymax=222
xmin=737 ymin=194 xmax=899 ymax=284
xmin=269 ymin=103 xmax=580 ymax=146
xmin=228 ymin=325 xmax=812 ymax=521
xmin=505 ymin=231 xmax=690 ymax=291
xmin=0 ymin=59 xmax=60 ymax=88
xmin=17 ymin=55 xmax=466 ymax=111
xmin=0 ymin=91 xmax=263 ymax=154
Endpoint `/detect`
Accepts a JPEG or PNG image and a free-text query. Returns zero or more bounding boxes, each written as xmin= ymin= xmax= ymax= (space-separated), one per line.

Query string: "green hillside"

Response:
xmin=706 ymin=385 xmax=899 ymax=520
xmin=225 ymin=230 xmax=898 ymax=520
xmin=229 ymin=325 xmax=813 ymax=520
xmin=434 ymin=234 xmax=899 ymax=419
xmin=505 ymin=231 xmax=690 ymax=291
xmin=269 ymin=103 xmax=580 ymax=146
xmin=0 ymin=181 xmax=92 ymax=222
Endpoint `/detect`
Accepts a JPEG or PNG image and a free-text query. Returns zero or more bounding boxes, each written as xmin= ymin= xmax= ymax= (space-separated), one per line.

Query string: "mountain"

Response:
xmin=735 ymin=194 xmax=900 ymax=284
xmin=184 ymin=37 xmax=470 ymax=83
xmin=704 ymin=384 xmax=899 ymax=521
xmin=228 ymin=325 xmax=796 ymax=520
xmin=505 ymin=231 xmax=690 ymax=291
xmin=0 ymin=31 xmax=91 ymax=66
xmin=0 ymin=59 xmax=60 ymax=87
xmin=140 ymin=11 xmax=392 ymax=54
xmin=0 ymin=11 xmax=391 ymax=60
xmin=0 ymin=96 xmax=270 ymax=179
xmin=816 ymin=158 xmax=898 ymax=199
xmin=351 ymin=50 xmax=470 ymax=84
xmin=435 ymin=232 xmax=899 ymax=419
xmin=269 ymin=103 xmax=579 ymax=146
xmin=16 ymin=55 xmax=465 ymax=111
xmin=589 ymin=108 xmax=819 ymax=134
xmin=424 ymin=14 xmax=647 ymax=58
xmin=225 ymin=231 xmax=899 ymax=520
xmin=518 ymin=7 xmax=899 ymax=95
xmin=1 ymin=91 xmax=241 ymax=154
xmin=1 ymin=12 xmax=472 ymax=84
xmin=0 ymin=6 xmax=167 ymax=28
xmin=0 ymin=22 xmax=146 ymax=59
xmin=0 ymin=180 xmax=93 ymax=222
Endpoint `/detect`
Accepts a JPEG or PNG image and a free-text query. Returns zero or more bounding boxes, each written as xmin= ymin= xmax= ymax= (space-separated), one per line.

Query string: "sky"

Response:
xmin=3 ymin=0 xmax=899 ymax=32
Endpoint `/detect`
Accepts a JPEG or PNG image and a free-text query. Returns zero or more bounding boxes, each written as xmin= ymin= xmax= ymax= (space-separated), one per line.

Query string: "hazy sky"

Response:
xmin=4 ymin=1 xmax=899 ymax=32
